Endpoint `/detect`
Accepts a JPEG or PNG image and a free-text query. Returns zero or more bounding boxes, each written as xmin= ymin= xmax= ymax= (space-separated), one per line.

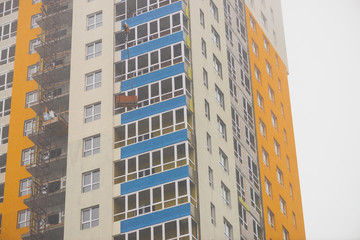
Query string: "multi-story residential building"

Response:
xmin=0 ymin=0 xmax=305 ymax=240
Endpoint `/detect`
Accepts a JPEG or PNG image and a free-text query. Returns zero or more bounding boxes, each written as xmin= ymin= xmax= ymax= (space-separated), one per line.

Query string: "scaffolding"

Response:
xmin=23 ymin=0 xmax=72 ymax=239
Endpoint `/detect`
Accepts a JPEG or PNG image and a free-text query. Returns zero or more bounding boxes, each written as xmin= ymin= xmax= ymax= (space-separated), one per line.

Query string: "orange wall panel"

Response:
xmin=245 ymin=6 xmax=306 ymax=240
xmin=0 ymin=1 xmax=41 ymax=239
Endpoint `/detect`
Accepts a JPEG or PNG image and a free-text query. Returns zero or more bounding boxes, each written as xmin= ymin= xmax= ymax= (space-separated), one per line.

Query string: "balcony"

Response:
xmin=26 ymin=147 xmax=67 ymax=179
xmin=22 ymin=211 xmax=65 ymax=240
xmin=114 ymin=178 xmax=196 ymax=222
xmin=113 ymin=215 xmax=198 ymax=240
xmin=115 ymin=73 xmax=191 ymax=115
xmin=115 ymin=10 xmax=187 ymax=52
xmin=114 ymin=142 xmax=194 ymax=184
xmin=27 ymin=113 xmax=68 ymax=146
xmin=35 ymin=30 xmax=71 ymax=59
xmin=32 ymin=54 xmax=70 ymax=87
xmin=114 ymin=106 xmax=193 ymax=149
xmin=115 ymin=41 xmax=190 ymax=82
xmin=37 ymin=5 xmax=72 ymax=31
xmin=29 ymin=83 xmax=70 ymax=115
xmin=24 ymin=177 xmax=66 ymax=209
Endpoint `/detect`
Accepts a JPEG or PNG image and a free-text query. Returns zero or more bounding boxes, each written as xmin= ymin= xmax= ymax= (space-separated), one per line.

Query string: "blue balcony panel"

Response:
xmin=123 ymin=1 xmax=182 ymax=29
xmin=121 ymin=203 xmax=191 ymax=233
xmin=120 ymin=129 xmax=187 ymax=159
xmin=121 ymin=95 xmax=186 ymax=124
xmin=121 ymin=129 xmax=187 ymax=159
xmin=121 ymin=63 xmax=185 ymax=92
xmin=121 ymin=31 xmax=183 ymax=60
xmin=121 ymin=165 xmax=189 ymax=195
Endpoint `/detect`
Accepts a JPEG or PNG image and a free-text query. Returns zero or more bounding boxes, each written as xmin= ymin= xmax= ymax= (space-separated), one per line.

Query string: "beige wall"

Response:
xmin=189 ymin=0 xmax=263 ymax=239
xmin=64 ymin=0 xmax=115 ymax=239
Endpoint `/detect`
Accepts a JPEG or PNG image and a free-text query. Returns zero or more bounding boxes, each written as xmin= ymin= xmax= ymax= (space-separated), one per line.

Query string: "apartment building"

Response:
xmin=0 ymin=0 xmax=305 ymax=240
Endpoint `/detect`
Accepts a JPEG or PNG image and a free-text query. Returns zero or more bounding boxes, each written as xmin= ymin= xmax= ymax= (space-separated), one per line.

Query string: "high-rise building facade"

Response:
xmin=0 ymin=0 xmax=305 ymax=240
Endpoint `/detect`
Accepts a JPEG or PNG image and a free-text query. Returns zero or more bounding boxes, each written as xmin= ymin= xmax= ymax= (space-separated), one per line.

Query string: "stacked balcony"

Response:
xmin=112 ymin=0 xmax=198 ymax=238
xmin=22 ymin=0 xmax=72 ymax=239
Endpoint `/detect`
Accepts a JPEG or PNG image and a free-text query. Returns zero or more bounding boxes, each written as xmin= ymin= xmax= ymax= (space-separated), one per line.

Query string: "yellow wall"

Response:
xmin=0 ymin=1 xmax=41 ymax=239
xmin=245 ymin=7 xmax=306 ymax=240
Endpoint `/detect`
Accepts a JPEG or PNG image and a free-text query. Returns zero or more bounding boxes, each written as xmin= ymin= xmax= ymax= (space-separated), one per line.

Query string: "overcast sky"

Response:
xmin=281 ymin=1 xmax=360 ymax=239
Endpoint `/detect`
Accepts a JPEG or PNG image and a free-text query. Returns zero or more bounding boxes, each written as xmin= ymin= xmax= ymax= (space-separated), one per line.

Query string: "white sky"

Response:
xmin=281 ymin=0 xmax=360 ymax=239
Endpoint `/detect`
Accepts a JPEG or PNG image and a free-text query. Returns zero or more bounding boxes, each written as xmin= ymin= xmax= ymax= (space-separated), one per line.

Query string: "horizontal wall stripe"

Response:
xmin=121 ymin=63 xmax=185 ymax=91
xmin=121 ymin=95 xmax=186 ymax=124
xmin=121 ymin=129 xmax=188 ymax=158
xmin=121 ymin=165 xmax=189 ymax=195
xmin=120 ymin=203 xmax=191 ymax=233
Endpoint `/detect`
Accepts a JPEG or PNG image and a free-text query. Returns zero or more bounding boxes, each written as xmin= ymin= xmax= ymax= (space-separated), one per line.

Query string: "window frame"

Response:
xmin=81 ymin=205 xmax=99 ymax=230
xmin=23 ymin=118 xmax=36 ymax=136
xmin=200 ymin=9 xmax=205 ymax=28
xmin=84 ymin=102 xmax=101 ymax=123
xmin=215 ymin=85 xmax=224 ymax=109
xmin=211 ymin=26 xmax=220 ymax=49
xmin=268 ymin=208 xmax=275 ymax=228
xmin=213 ymin=54 xmax=222 ymax=78
xmin=25 ymin=90 xmax=38 ymax=108
xmin=217 ymin=116 xmax=226 ymax=140
xmin=85 ymin=70 xmax=102 ymax=91
xmin=208 ymin=167 xmax=213 ymax=188
xmin=21 ymin=147 xmax=34 ymax=166
xmin=206 ymin=132 xmax=212 ymax=153
xmin=259 ymin=119 xmax=266 ymax=138
xmin=203 ymin=68 xmax=208 ymax=88
xmin=30 ymin=13 xmax=41 ymax=29
xmin=87 ymin=11 xmax=103 ymax=30
xmin=264 ymin=36 xmax=269 ymax=52
xmin=210 ymin=203 xmax=216 ymax=225
xmin=280 ymin=196 xmax=287 ymax=215
xmin=257 ymin=92 xmax=263 ymax=109
xmin=277 ymin=167 xmax=283 ymax=185
xmin=204 ymin=99 xmax=210 ymax=120
xmin=17 ymin=210 xmax=30 ymax=229
xmin=201 ymin=38 xmax=207 ymax=58
xmin=0 ymin=97 xmax=11 ymax=117
xmin=274 ymin=138 xmax=280 ymax=157
xmin=221 ymin=183 xmax=230 ymax=206
xmin=0 ymin=70 xmax=13 ymax=91
xmin=19 ymin=178 xmax=32 ymax=196
xmin=29 ymin=38 xmax=41 ymax=54
xmin=210 ymin=0 xmax=219 ymax=22
xmin=86 ymin=40 xmax=102 ymax=60
xmin=82 ymin=169 xmax=100 ymax=193
xmin=262 ymin=148 xmax=269 ymax=166
xmin=219 ymin=148 xmax=228 ymax=172
xmin=224 ymin=218 xmax=233 ymax=240
xmin=83 ymin=135 xmax=100 ymax=157
xmin=265 ymin=177 xmax=272 ymax=197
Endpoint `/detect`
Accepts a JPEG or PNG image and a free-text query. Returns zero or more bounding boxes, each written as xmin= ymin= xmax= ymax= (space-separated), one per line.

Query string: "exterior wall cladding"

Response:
xmin=0 ymin=0 xmax=305 ymax=240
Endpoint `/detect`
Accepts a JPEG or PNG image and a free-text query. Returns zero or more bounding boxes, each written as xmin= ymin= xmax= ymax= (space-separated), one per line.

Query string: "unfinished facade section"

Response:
xmin=23 ymin=0 xmax=72 ymax=239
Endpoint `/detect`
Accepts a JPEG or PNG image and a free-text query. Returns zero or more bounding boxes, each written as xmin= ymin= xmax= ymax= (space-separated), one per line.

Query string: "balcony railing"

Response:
xmin=115 ymin=73 xmax=191 ymax=115
xmin=115 ymin=42 xmax=190 ymax=82
xmin=114 ymin=178 xmax=196 ymax=221
xmin=114 ymin=142 xmax=195 ymax=184
xmin=114 ymin=107 xmax=193 ymax=149
xmin=115 ymin=11 xmax=187 ymax=52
